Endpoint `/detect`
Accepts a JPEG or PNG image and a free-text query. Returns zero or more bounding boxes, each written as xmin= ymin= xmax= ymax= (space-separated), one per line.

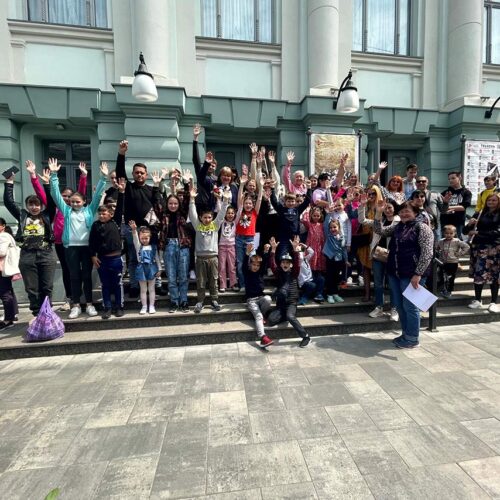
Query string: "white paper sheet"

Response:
xmin=402 ymin=283 xmax=438 ymax=312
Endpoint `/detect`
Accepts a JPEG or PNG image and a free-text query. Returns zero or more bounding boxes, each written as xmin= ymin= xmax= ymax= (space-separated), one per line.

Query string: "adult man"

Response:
xmin=115 ymin=140 xmax=163 ymax=298
xmin=403 ymin=163 xmax=418 ymax=198
xmin=415 ymin=176 xmax=451 ymax=237
xmin=440 ymin=171 xmax=472 ymax=239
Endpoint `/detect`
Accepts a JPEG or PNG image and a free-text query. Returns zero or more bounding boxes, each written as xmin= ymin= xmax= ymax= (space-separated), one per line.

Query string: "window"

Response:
xmin=42 ymin=140 xmax=92 ymax=200
xmin=353 ymin=0 xmax=411 ymax=56
xmin=26 ymin=0 xmax=107 ymax=28
xmin=484 ymin=1 xmax=500 ymax=64
xmin=202 ymin=0 xmax=273 ymax=43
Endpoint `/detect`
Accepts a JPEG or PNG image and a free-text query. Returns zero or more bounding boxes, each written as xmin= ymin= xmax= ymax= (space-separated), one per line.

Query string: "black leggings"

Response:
xmin=474 ymin=282 xmax=499 ymax=303
xmin=65 ymin=246 xmax=93 ymax=305
xmin=55 ymin=243 xmax=71 ymax=299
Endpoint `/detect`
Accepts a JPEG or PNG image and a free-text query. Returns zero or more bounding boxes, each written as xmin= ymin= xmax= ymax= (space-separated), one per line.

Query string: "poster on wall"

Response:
xmin=463 ymin=140 xmax=500 ymax=204
xmin=310 ymin=133 xmax=359 ymax=178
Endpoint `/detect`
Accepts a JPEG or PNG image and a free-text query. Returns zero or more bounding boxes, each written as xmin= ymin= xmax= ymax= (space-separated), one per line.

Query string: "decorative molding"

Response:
xmin=352 ymin=52 xmax=423 ymax=74
xmin=483 ymin=64 xmax=500 ymax=80
xmin=196 ymin=36 xmax=281 ymax=63
xmin=7 ymin=20 xmax=114 ymax=50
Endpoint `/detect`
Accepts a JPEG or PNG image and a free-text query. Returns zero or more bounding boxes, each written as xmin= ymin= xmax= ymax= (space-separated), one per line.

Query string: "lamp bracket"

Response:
xmin=134 ymin=52 xmax=154 ymax=80
xmin=485 ymin=96 xmax=500 ymax=119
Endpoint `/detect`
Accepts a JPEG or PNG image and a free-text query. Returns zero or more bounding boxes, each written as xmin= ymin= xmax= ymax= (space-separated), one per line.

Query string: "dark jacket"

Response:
xmin=270 ymin=190 xmax=311 ymax=238
xmin=464 ymin=210 xmax=500 ymax=246
xmin=269 ymin=250 xmax=300 ymax=304
xmin=243 ymin=252 xmax=268 ymax=299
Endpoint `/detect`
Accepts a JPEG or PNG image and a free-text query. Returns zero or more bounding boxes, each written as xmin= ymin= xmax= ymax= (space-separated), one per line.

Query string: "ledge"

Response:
xmin=352 ymin=52 xmax=423 ymax=74
xmin=196 ymin=36 xmax=281 ymax=62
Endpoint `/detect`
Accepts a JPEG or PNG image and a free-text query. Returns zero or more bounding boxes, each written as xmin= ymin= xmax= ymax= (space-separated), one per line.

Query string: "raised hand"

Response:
xmin=246 ymin=243 xmax=254 ymax=255
xmin=182 ymin=169 xmax=193 ymax=183
xmin=205 ymin=151 xmax=214 ymax=164
xmin=118 ymin=140 xmax=128 ymax=155
xmin=193 ymin=123 xmax=203 ymax=140
xmin=375 ymin=199 xmax=386 ymax=213
xmin=268 ymin=150 xmax=275 ymax=164
xmin=117 ymin=177 xmax=126 ymax=193
xmin=379 ymin=161 xmax=388 ymax=170
xmin=129 ymin=220 xmax=137 ymax=231
xmin=340 ymin=152 xmax=349 ymax=165
xmin=290 ymin=235 xmax=301 ymax=251
xmin=249 ymin=143 xmax=258 ymax=155
xmin=240 ymin=172 xmax=248 ymax=184
xmin=161 ymin=167 xmax=170 ymax=180
xmin=77 ymin=162 xmax=87 ymax=177
xmin=263 ymin=243 xmax=271 ymax=253
xmin=151 ymin=170 xmax=161 ymax=185
xmin=257 ymin=150 xmax=265 ymax=163
xmin=38 ymin=168 xmax=50 ymax=184
xmin=260 ymin=146 xmax=266 ymax=155
xmin=269 ymin=237 xmax=279 ymax=251
xmin=48 ymin=157 xmax=60 ymax=172
xmin=242 ymin=164 xmax=249 ymax=177
xmin=189 ymin=186 xmax=197 ymax=199
xmin=25 ymin=160 xmax=37 ymax=178
xmin=99 ymin=162 xmax=109 ymax=177
xmin=305 ymin=178 xmax=312 ymax=189
xmin=286 ymin=151 xmax=295 ymax=163
xmin=359 ymin=193 xmax=368 ymax=206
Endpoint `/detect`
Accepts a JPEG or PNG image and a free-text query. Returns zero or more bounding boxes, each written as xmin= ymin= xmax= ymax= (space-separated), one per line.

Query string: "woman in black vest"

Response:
xmin=373 ymin=201 xmax=434 ymax=348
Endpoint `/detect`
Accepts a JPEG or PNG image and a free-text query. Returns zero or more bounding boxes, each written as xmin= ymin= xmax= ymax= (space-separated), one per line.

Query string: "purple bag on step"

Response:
xmin=25 ymin=297 xmax=65 ymax=342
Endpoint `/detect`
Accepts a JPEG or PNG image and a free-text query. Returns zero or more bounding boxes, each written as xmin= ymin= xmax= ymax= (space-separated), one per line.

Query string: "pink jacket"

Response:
xmin=282 ymin=163 xmax=308 ymax=195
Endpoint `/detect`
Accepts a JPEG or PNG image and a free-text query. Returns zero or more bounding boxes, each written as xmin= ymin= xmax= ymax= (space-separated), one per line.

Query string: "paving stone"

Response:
xmin=384 ymin=422 xmax=496 ymax=467
xmin=344 ymin=380 xmax=392 ymax=404
xmin=433 ymin=371 xmax=489 ymax=393
xmin=210 ymin=390 xmax=248 ymax=416
xmin=0 ymin=466 xmax=66 ymax=500
xmin=402 ymin=372 xmax=457 ymax=396
xmin=413 ymin=354 xmax=467 ymax=373
xmin=209 ymin=414 xmax=252 ymax=447
xmin=465 ymin=368 xmax=500 ymax=390
xmin=458 ymin=456 xmax=500 ymax=499
xmin=182 ymin=489 xmax=262 ymax=500
xmin=84 ymin=395 xmax=138 ymax=428
xmin=206 ymin=445 xmax=240 ymax=494
xmin=236 ymin=440 xmax=310 ymax=489
xmin=394 ymin=396 xmax=459 ymax=425
xmin=434 ymin=393 xmax=493 ymax=421
xmin=0 ymin=436 xmax=31 ymax=474
xmin=128 ymin=396 xmax=178 ymax=424
xmin=261 ymin=482 xmax=318 ymax=499
xmin=361 ymin=399 xmax=415 ymax=430
xmin=93 ymin=455 xmax=158 ymax=499
xmin=364 ymin=463 xmax=490 ymax=500
xmin=460 ymin=418 xmax=500 ymax=454
xmin=172 ymin=394 xmax=210 ymax=420
xmin=0 ymin=405 xmax=55 ymax=439
xmin=272 ymin=366 xmax=310 ymax=387
xmin=341 ymin=430 xmax=408 ymax=475
xmin=325 ymin=403 xmax=377 ymax=434
xmin=279 ymin=383 xmax=355 ymax=409
xmin=313 ymin=478 xmax=374 ymax=500
xmin=61 ymin=422 xmax=167 ymax=465
xmin=463 ymin=389 xmax=500 ymax=419
xmin=209 ymin=361 xmax=244 ymax=392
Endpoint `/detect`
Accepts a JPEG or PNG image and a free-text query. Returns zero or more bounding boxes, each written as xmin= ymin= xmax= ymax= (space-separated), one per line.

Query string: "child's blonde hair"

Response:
xmin=442 ymin=225 xmax=456 ymax=236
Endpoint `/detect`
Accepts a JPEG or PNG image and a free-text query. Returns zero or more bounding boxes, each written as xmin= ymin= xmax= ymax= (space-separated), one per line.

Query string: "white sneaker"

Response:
xmin=488 ymin=303 xmax=499 ymax=313
xmin=139 ymin=306 xmax=148 ymax=315
xmin=358 ymin=276 xmax=364 ymax=287
xmin=468 ymin=300 xmax=483 ymax=309
xmin=189 ymin=270 xmax=196 ymax=280
xmin=59 ymin=301 xmax=71 ymax=312
xmin=68 ymin=305 xmax=81 ymax=319
xmin=369 ymin=306 xmax=384 ymax=318
xmin=389 ymin=307 xmax=399 ymax=322
xmin=346 ymin=277 xmax=353 ymax=285
xmin=149 ymin=305 xmax=156 ymax=314
xmin=389 ymin=307 xmax=399 ymax=321
xmin=86 ymin=304 xmax=98 ymax=317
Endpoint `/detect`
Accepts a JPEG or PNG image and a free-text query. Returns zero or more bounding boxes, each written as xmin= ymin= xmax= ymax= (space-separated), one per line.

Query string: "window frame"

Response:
xmin=484 ymin=0 xmax=500 ymax=64
xmin=201 ymin=0 xmax=275 ymax=44
xmin=354 ymin=0 xmax=412 ymax=56
xmin=25 ymin=0 xmax=106 ymax=28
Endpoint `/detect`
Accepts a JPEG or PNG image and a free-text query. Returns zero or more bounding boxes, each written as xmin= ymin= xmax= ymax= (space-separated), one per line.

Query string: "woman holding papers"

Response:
xmin=373 ymin=201 xmax=434 ymax=349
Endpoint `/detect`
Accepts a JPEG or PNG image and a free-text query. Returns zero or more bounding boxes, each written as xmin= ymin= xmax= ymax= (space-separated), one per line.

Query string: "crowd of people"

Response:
xmin=1 ymin=123 xmax=499 ymax=349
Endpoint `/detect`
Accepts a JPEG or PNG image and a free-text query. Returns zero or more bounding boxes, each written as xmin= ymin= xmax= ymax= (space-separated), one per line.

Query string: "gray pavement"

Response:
xmin=0 ymin=323 xmax=499 ymax=499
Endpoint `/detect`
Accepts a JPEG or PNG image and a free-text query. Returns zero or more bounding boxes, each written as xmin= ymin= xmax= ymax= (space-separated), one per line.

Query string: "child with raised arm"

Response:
xmin=129 ymin=220 xmax=161 ymax=314
xmin=89 ymin=178 xmax=126 ymax=319
xmin=323 ymin=218 xmax=348 ymax=304
xmin=267 ymin=237 xmax=311 ymax=347
xmin=49 ymin=158 xmax=107 ymax=319
xmin=235 ymin=169 xmax=263 ymax=291
xmin=244 ymin=243 xmax=274 ymax=347
xmin=189 ymin=186 xmax=231 ymax=313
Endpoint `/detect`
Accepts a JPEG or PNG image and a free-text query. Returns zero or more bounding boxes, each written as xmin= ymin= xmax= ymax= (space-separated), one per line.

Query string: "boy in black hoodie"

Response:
xmin=244 ymin=243 xmax=273 ymax=347
xmin=266 ymin=237 xmax=311 ymax=347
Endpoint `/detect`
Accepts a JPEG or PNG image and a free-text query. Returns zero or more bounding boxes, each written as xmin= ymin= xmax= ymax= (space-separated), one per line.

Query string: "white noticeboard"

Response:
xmin=463 ymin=140 xmax=500 ymax=204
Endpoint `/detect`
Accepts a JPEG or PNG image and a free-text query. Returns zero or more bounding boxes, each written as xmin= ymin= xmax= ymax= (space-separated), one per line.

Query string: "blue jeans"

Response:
xmin=235 ymin=235 xmax=254 ymax=288
xmin=372 ymin=259 xmax=395 ymax=308
xmin=164 ymin=240 xmax=190 ymax=305
xmin=388 ymin=274 xmax=421 ymax=342
xmin=123 ymin=224 xmax=138 ymax=289
xmin=97 ymin=255 xmax=123 ymax=309
xmin=300 ymin=272 xmax=325 ymax=299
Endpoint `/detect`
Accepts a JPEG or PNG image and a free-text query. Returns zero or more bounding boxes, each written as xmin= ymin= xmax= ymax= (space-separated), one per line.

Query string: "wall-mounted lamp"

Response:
xmin=132 ymin=52 xmax=158 ymax=102
xmin=332 ymin=70 xmax=360 ymax=113
xmin=485 ymin=96 xmax=500 ymax=119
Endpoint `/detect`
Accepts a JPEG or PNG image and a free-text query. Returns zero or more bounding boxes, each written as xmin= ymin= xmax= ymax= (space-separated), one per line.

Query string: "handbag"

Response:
xmin=372 ymin=245 xmax=389 ymax=263
xmin=25 ymin=296 xmax=65 ymax=342
xmin=0 ymin=235 xmax=21 ymax=277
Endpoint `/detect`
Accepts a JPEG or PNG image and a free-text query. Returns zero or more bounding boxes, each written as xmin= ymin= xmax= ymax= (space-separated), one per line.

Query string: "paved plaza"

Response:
xmin=0 ymin=323 xmax=500 ymax=499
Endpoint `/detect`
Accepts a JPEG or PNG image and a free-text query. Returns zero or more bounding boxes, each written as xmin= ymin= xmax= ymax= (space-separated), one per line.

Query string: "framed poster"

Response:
xmin=310 ymin=133 xmax=359 ymax=178
xmin=463 ymin=140 xmax=500 ymax=204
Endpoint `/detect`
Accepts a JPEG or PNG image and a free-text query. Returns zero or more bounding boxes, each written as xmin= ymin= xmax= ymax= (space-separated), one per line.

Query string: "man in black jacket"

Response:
xmin=115 ymin=140 xmax=163 ymax=297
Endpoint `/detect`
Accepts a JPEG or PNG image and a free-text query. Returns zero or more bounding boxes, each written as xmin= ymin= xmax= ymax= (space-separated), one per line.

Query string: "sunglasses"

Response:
xmin=416 ymin=180 xmax=427 ymax=183
xmin=368 ymin=193 xmax=376 ymax=196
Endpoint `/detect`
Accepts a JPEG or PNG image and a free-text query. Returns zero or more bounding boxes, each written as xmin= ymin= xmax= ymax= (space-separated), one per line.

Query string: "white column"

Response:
xmin=307 ymin=0 xmax=340 ymax=93
xmin=132 ymin=0 xmax=176 ymax=84
xmin=446 ymin=0 xmax=482 ymax=105
xmin=0 ymin=1 xmax=13 ymax=82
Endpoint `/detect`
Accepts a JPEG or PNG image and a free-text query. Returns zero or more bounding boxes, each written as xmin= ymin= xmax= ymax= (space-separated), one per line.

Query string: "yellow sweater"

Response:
xmin=475 ymin=187 xmax=496 ymax=212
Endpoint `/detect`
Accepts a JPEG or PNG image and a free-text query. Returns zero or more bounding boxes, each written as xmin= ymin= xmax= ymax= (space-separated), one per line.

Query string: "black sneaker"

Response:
xmin=299 ymin=336 xmax=311 ymax=348
xmin=0 ymin=321 xmax=14 ymax=332
xmin=169 ymin=304 xmax=178 ymax=313
xmin=101 ymin=308 xmax=112 ymax=320
xmin=129 ymin=287 xmax=140 ymax=299
xmin=115 ymin=308 xmax=125 ymax=317
xmin=180 ymin=302 xmax=190 ymax=313
xmin=211 ymin=301 xmax=222 ymax=311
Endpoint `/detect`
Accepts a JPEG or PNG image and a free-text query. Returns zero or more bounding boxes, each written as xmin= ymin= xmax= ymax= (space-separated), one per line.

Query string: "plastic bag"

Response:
xmin=25 ymin=297 xmax=65 ymax=342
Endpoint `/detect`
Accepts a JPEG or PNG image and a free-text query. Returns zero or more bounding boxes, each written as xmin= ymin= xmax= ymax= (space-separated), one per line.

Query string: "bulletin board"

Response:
xmin=310 ymin=133 xmax=359 ymax=178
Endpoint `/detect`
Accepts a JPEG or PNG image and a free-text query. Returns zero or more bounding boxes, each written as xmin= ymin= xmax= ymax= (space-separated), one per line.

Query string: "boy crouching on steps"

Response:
xmin=266 ymin=237 xmax=311 ymax=347
xmin=244 ymin=243 xmax=273 ymax=347
xmin=189 ymin=186 xmax=231 ymax=313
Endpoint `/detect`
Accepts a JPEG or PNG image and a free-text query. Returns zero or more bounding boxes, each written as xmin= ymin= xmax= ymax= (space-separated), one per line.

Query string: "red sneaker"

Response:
xmin=260 ymin=335 xmax=274 ymax=347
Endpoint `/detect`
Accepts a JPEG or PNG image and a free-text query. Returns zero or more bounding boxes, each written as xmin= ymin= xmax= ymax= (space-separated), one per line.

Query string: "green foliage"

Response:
xmin=44 ymin=488 xmax=60 ymax=500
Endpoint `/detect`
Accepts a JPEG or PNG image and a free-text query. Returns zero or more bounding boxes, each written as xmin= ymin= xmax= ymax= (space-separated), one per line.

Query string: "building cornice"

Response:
xmin=196 ymin=36 xmax=281 ymax=62
xmin=352 ymin=52 xmax=423 ymax=74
